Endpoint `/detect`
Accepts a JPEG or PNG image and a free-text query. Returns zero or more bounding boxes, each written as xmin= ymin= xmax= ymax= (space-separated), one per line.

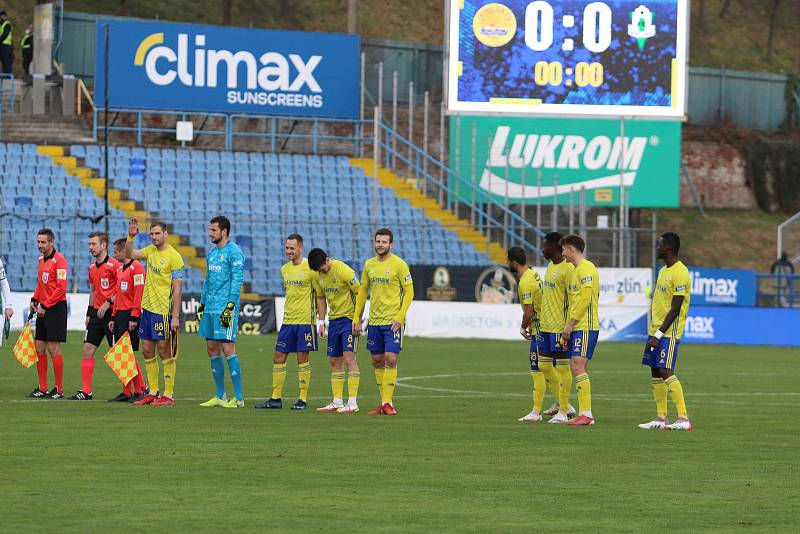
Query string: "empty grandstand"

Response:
xmin=0 ymin=142 xmax=494 ymax=296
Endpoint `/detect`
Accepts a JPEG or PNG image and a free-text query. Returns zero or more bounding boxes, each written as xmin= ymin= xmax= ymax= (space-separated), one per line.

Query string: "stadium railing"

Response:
xmin=92 ymin=109 xmax=369 ymax=153
xmin=92 ymin=107 xmax=548 ymax=260
xmin=373 ymin=119 xmax=546 ymax=257
xmin=756 ymin=273 xmax=800 ymax=308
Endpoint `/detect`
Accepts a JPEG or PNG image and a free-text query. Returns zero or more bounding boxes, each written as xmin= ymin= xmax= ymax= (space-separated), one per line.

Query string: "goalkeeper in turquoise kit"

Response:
xmin=197 ymin=215 xmax=246 ymax=408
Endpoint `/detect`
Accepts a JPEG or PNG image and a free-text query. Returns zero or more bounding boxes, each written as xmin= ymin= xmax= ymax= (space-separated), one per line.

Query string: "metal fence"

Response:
xmin=756 ymin=274 xmax=800 ymax=308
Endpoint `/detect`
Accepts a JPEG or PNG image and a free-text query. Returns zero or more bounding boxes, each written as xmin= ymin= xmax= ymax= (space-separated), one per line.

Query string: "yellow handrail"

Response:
xmin=77 ymin=78 xmax=95 ymax=115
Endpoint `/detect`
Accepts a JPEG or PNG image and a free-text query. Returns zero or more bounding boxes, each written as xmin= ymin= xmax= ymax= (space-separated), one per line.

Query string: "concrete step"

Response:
xmin=1 ymin=113 xmax=94 ymax=144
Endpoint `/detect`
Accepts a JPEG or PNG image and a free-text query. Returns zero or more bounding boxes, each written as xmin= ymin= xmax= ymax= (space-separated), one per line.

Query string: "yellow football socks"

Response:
xmin=381 ymin=367 xmax=397 ymax=405
xmin=298 ymin=362 xmax=311 ymax=402
xmin=347 ymin=371 xmax=360 ymax=399
xmin=531 ymin=371 xmax=546 ymax=413
xmin=665 ymin=375 xmax=688 ymax=419
xmin=374 ymin=367 xmax=385 ymax=399
xmin=575 ymin=372 xmax=592 ymax=414
xmin=144 ymin=357 xmax=160 ymax=394
xmin=652 ymin=377 xmax=668 ymax=419
xmin=271 ymin=362 xmax=287 ymax=399
xmin=331 ymin=371 xmax=345 ymax=401
xmin=538 ymin=356 xmax=560 ymax=401
xmin=555 ymin=359 xmax=573 ymax=411
xmin=162 ymin=357 xmax=176 ymax=398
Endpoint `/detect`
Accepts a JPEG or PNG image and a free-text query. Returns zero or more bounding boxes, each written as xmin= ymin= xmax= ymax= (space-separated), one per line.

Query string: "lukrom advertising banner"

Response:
xmin=449 ymin=115 xmax=681 ymax=207
xmin=95 ymin=20 xmax=360 ymax=118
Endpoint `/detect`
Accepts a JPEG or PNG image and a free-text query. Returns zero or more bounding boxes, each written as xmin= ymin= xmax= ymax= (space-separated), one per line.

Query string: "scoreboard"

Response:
xmin=446 ymin=0 xmax=689 ymax=118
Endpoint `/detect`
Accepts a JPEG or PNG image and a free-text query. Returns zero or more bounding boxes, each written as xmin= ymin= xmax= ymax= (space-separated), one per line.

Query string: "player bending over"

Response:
xmin=308 ymin=248 xmax=361 ymax=413
xmin=639 ymin=232 xmax=693 ymax=431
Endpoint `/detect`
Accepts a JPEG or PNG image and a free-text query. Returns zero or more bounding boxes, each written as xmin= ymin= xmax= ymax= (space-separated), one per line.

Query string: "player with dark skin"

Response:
xmin=646 ymin=236 xmax=685 ymax=382
xmin=541 ymin=236 xmax=567 ymax=362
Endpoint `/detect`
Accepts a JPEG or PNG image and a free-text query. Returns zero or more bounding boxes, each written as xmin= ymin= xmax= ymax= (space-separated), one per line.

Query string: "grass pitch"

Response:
xmin=1 ymin=332 xmax=798 ymax=532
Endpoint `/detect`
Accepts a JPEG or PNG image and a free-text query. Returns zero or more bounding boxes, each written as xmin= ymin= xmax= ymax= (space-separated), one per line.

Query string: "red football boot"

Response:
xmin=132 ymin=393 xmax=158 ymax=405
xmin=367 ymin=404 xmax=385 ymax=415
xmin=566 ymin=414 xmax=595 ymax=426
xmin=152 ymin=395 xmax=174 ymax=406
xmin=381 ymin=403 xmax=397 ymax=416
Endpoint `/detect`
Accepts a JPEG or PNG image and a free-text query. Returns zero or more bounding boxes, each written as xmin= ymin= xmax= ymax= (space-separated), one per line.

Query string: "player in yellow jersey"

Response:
xmin=353 ymin=228 xmax=414 ymax=416
xmin=506 ymin=246 xmax=548 ymax=422
xmin=125 ymin=219 xmax=185 ymax=406
xmin=559 ymin=234 xmax=600 ymax=426
xmin=255 ymin=234 xmax=322 ymax=411
xmin=639 ymin=233 xmax=693 ymax=431
xmin=308 ymin=248 xmax=361 ymax=413
xmin=538 ymin=232 xmax=577 ymax=424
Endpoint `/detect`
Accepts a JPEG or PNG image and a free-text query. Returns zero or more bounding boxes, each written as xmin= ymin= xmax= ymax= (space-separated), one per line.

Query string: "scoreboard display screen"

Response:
xmin=446 ymin=0 xmax=688 ymax=118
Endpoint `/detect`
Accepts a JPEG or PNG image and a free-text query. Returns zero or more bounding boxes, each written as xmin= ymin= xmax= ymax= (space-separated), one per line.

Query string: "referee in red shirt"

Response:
xmin=108 ymin=237 xmax=148 ymax=402
xmin=69 ymin=232 xmax=120 ymax=400
xmin=29 ymin=229 xmax=69 ymax=399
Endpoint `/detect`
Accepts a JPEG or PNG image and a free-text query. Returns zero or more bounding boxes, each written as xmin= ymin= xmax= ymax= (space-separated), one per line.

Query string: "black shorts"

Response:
xmin=35 ymin=301 xmax=68 ymax=343
xmin=85 ymin=309 xmax=114 ymax=348
xmin=112 ymin=309 xmax=140 ymax=351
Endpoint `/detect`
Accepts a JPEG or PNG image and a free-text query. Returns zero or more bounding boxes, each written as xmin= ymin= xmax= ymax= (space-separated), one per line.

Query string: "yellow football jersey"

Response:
xmin=650 ymin=260 xmax=691 ymax=340
xmin=281 ymin=259 xmax=318 ymax=325
xmin=359 ymin=254 xmax=413 ymax=325
xmin=568 ymin=259 xmax=600 ymax=331
xmin=540 ymin=260 xmax=574 ymax=333
xmin=140 ymin=245 xmax=185 ymax=315
xmin=518 ymin=268 xmax=543 ymax=332
xmin=316 ymin=259 xmax=360 ymax=320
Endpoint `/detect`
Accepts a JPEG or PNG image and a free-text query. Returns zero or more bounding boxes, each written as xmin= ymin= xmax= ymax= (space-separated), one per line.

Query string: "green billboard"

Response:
xmin=449 ymin=116 xmax=682 ymax=207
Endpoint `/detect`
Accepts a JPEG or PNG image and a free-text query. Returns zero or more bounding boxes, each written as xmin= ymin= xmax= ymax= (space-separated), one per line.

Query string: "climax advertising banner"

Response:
xmin=687 ymin=267 xmax=756 ymax=307
xmin=95 ymin=20 xmax=360 ymax=118
xmin=450 ymin=115 xmax=681 ymax=207
xmin=447 ymin=0 xmax=689 ymax=117
xmin=682 ymin=306 xmax=800 ymax=346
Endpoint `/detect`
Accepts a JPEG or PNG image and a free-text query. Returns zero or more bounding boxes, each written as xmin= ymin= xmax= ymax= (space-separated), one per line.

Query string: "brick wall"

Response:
xmin=681 ymin=142 xmax=756 ymax=209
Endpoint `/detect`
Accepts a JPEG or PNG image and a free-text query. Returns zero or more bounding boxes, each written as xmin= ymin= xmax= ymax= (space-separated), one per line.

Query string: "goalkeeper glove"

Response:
xmin=220 ymin=301 xmax=235 ymax=328
xmin=196 ymin=303 xmax=204 ymax=322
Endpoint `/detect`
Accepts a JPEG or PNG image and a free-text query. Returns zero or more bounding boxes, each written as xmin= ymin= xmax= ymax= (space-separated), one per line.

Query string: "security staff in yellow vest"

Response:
xmin=20 ymin=25 xmax=32 ymax=75
xmin=0 ymin=11 xmax=13 ymax=74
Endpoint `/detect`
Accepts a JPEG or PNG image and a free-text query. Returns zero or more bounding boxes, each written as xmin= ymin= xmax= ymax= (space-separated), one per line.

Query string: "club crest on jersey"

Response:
xmin=121 ymin=281 xmax=129 ymax=291
xmin=42 ymin=272 xmax=49 ymax=283
xmin=100 ymin=278 xmax=110 ymax=289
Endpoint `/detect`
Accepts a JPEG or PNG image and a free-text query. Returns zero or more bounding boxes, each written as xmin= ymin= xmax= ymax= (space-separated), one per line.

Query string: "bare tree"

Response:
xmin=758 ymin=0 xmax=784 ymax=62
xmin=719 ymin=0 xmax=735 ymax=19
xmin=223 ymin=0 xmax=234 ymax=25
xmin=697 ymin=0 xmax=706 ymax=26
xmin=119 ymin=0 xmax=128 ymax=16
xmin=347 ymin=0 xmax=357 ymax=34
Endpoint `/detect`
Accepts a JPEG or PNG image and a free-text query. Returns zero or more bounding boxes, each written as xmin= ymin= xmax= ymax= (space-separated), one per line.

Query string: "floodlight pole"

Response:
xmin=618 ymin=117 xmax=626 ymax=268
xmin=103 ymin=23 xmax=110 ymax=236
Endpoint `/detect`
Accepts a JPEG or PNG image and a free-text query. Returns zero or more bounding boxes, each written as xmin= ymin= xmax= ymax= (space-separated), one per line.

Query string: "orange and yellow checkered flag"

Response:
xmin=103 ymin=332 xmax=139 ymax=385
xmin=12 ymin=322 xmax=38 ymax=368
